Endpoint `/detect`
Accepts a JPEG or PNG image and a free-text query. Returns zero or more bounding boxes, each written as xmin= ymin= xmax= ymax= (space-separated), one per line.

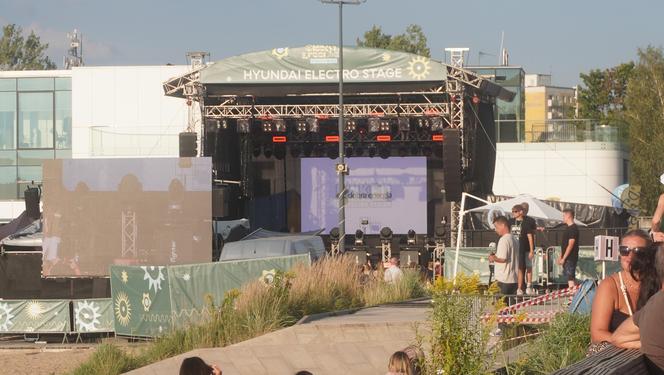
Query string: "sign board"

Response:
xmin=594 ymin=235 xmax=620 ymax=261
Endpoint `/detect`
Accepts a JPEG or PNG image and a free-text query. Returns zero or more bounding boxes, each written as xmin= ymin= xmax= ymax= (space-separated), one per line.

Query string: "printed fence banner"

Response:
xmin=73 ymin=298 xmax=114 ymax=333
xmin=168 ymin=254 xmax=311 ymax=328
xmin=110 ymin=265 xmax=172 ymax=337
xmin=0 ymin=300 xmax=70 ymax=333
xmin=110 ymin=254 xmax=310 ymax=337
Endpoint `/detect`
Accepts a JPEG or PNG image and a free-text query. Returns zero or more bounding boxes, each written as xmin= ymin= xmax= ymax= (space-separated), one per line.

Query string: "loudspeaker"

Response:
xmin=442 ymin=128 xmax=462 ymax=202
xmin=24 ymin=186 xmax=40 ymax=219
xmin=212 ymin=186 xmax=229 ymax=218
xmin=399 ymin=250 xmax=420 ymax=267
xmin=179 ymin=132 xmax=198 ymax=157
xmin=347 ymin=250 xmax=368 ymax=265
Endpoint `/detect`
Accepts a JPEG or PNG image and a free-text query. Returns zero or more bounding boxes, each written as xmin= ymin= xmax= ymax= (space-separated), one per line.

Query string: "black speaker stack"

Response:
xmin=442 ymin=128 xmax=462 ymax=202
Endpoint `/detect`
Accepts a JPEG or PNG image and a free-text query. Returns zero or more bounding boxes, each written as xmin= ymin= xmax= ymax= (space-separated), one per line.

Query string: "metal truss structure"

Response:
xmin=121 ymin=210 xmax=137 ymax=258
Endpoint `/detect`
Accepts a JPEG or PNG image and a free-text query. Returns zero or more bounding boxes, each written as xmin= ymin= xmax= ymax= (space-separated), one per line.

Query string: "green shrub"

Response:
xmin=508 ymin=313 xmax=591 ymax=375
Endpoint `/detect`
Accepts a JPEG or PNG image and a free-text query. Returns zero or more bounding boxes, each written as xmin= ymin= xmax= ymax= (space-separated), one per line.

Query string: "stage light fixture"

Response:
xmin=355 ymin=229 xmax=365 ymax=245
xmin=434 ymin=225 xmax=447 ymax=242
xmin=237 ymin=118 xmax=251 ymax=133
xmin=344 ymin=119 xmax=357 ymax=133
xmin=345 ymin=144 xmax=354 ymax=157
xmin=274 ymin=119 xmax=287 ymax=133
xmin=379 ymin=145 xmax=390 ymax=159
xmin=379 ymin=119 xmax=391 ymax=132
xmin=263 ymin=145 xmax=273 ymax=158
xmin=274 ymin=144 xmax=286 ymax=160
xmin=326 ymin=144 xmax=339 ymax=159
xmin=368 ymin=144 xmax=377 ymax=158
xmin=368 ymin=117 xmax=381 ymax=133
xmin=252 ymin=144 xmax=262 ymax=157
xmin=330 ymin=227 xmax=340 ymax=241
xmin=380 ymin=227 xmax=392 ymax=240
xmin=407 ymin=229 xmax=416 ymax=245
xmin=220 ymin=119 xmax=228 ymax=130
xmin=296 ymin=120 xmax=308 ymax=133
xmin=290 ymin=145 xmax=302 ymax=158
xmin=380 ymin=226 xmax=393 ymax=264
xmin=306 ymin=117 xmax=319 ymax=133
xmin=329 ymin=227 xmax=341 ymax=255
xmin=430 ymin=117 xmax=444 ymax=131
xmin=262 ymin=121 xmax=274 ymax=133
xmin=398 ymin=117 xmax=410 ymax=132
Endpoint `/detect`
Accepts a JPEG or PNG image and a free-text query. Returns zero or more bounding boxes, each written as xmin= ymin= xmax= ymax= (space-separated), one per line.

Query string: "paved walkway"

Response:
xmin=126 ymin=300 xmax=430 ymax=375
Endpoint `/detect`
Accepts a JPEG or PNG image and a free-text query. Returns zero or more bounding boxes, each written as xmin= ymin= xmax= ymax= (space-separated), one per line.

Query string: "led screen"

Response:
xmin=42 ymin=158 xmax=212 ymax=277
xmin=301 ymin=157 xmax=427 ymax=234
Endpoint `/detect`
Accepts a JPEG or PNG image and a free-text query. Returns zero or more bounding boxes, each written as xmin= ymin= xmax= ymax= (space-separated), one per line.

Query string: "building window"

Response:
xmin=18 ymin=92 xmax=54 ymax=149
xmin=55 ymin=91 xmax=72 ymax=149
xmin=0 ymin=92 xmax=16 ymax=150
xmin=0 ymin=166 xmax=17 ymax=199
xmin=17 ymin=77 xmax=54 ymax=91
xmin=0 ymin=78 xmax=16 ymax=92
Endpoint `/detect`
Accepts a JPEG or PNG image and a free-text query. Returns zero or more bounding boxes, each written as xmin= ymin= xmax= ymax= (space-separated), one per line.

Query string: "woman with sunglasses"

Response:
xmin=590 ymin=229 xmax=656 ymax=347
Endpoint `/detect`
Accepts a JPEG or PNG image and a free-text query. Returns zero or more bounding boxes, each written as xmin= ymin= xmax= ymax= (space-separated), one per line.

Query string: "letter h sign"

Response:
xmin=594 ymin=235 xmax=620 ymax=262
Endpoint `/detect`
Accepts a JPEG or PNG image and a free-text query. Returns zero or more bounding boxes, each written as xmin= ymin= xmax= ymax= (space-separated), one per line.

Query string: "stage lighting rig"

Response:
xmin=397 ymin=117 xmax=410 ymax=132
xmin=354 ymin=229 xmax=365 ymax=246
xmin=368 ymin=117 xmax=380 ymax=133
xmin=306 ymin=117 xmax=320 ymax=133
xmin=344 ymin=119 xmax=357 ymax=133
xmin=237 ymin=118 xmax=251 ymax=133
xmin=274 ymin=118 xmax=287 ymax=132
xmin=430 ymin=117 xmax=444 ymax=131
xmin=262 ymin=120 xmax=274 ymax=133
xmin=379 ymin=119 xmax=391 ymax=133
xmin=379 ymin=226 xmax=393 ymax=264
xmin=296 ymin=120 xmax=308 ymax=133
xmin=407 ymin=229 xmax=416 ymax=245
xmin=329 ymin=227 xmax=341 ymax=256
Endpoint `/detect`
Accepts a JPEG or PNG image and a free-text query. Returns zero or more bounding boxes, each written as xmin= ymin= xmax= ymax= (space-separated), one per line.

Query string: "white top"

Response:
xmin=384 ymin=265 xmax=404 ymax=283
xmin=494 ymin=233 xmax=519 ymax=283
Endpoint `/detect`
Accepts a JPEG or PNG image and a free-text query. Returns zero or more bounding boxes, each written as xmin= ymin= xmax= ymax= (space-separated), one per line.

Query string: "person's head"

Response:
xmin=521 ymin=202 xmax=530 ymax=215
xmin=390 ymin=256 xmax=399 ymax=266
xmin=295 ymin=371 xmax=313 ymax=375
xmin=511 ymin=205 xmax=524 ymax=219
xmin=620 ymin=229 xmax=652 ymax=273
xmin=388 ymin=351 xmax=413 ymax=375
xmin=493 ymin=215 xmax=510 ymax=236
xmin=562 ymin=208 xmax=575 ymax=225
xmin=179 ymin=357 xmax=212 ymax=375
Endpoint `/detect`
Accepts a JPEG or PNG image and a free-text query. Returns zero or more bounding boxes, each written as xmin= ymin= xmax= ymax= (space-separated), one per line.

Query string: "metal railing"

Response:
xmin=495 ymin=119 xmax=626 ymax=144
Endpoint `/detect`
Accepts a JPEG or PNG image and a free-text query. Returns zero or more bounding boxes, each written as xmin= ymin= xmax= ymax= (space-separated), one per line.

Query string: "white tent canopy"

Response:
xmin=466 ymin=194 xmax=586 ymax=226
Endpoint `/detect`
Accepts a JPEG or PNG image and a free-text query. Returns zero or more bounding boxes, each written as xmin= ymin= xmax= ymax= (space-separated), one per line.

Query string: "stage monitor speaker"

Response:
xmin=179 ymin=132 xmax=198 ymax=157
xmin=347 ymin=250 xmax=368 ymax=266
xmin=24 ymin=186 xmax=40 ymax=219
xmin=400 ymin=250 xmax=420 ymax=267
xmin=442 ymin=128 xmax=462 ymax=202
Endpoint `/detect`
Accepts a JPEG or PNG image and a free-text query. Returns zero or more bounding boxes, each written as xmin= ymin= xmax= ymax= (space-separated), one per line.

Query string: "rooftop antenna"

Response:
xmin=64 ymin=29 xmax=83 ymax=69
xmin=498 ymin=30 xmax=504 ymax=66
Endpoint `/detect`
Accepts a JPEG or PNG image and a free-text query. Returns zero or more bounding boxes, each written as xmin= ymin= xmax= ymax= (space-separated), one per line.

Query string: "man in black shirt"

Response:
xmin=521 ymin=202 xmax=539 ymax=294
xmin=509 ymin=204 xmax=536 ymax=295
xmin=557 ymin=208 xmax=579 ymax=288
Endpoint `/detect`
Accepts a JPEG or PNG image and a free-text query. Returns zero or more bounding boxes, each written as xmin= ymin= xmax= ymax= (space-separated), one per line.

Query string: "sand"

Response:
xmin=0 ymin=347 xmax=95 ymax=375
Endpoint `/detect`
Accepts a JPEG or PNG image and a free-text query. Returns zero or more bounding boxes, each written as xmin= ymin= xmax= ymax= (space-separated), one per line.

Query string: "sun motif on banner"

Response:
xmin=75 ymin=300 xmax=101 ymax=332
xmin=142 ymin=293 xmax=152 ymax=312
xmin=271 ymin=47 xmax=289 ymax=60
xmin=114 ymin=292 xmax=132 ymax=327
xmin=381 ymin=52 xmax=391 ymax=62
xmin=0 ymin=303 xmax=15 ymax=331
xmin=26 ymin=301 xmax=44 ymax=320
xmin=140 ymin=266 xmax=165 ymax=293
xmin=121 ymin=270 xmax=129 ymax=284
xmin=407 ymin=56 xmax=431 ymax=80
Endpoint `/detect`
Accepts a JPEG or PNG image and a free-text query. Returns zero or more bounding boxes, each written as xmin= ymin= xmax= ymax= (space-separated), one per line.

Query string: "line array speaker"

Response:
xmin=179 ymin=132 xmax=198 ymax=157
xmin=442 ymin=128 xmax=462 ymax=202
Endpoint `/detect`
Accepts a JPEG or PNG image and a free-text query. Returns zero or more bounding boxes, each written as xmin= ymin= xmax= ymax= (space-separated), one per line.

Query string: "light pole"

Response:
xmin=320 ymin=0 xmax=365 ymax=253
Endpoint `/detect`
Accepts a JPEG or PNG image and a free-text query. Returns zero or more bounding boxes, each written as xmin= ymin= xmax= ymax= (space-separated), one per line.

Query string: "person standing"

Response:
xmin=521 ymin=202 xmax=539 ymax=294
xmin=489 ymin=216 xmax=520 ymax=297
xmin=510 ymin=205 xmax=536 ymax=295
xmin=557 ymin=208 xmax=579 ymax=288
xmin=384 ymin=256 xmax=404 ymax=283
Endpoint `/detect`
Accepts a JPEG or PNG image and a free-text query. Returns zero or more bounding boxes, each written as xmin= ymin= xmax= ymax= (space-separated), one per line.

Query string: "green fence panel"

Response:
xmin=0 ymin=300 xmax=70 ymax=333
xmin=547 ymin=246 xmax=621 ymax=284
xmin=73 ymin=298 xmax=114 ymax=333
xmin=110 ymin=265 xmax=172 ymax=337
xmin=168 ymin=254 xmax=311 ymax=328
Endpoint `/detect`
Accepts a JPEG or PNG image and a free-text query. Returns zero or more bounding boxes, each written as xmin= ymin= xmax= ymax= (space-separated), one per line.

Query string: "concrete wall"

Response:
xmin=493 ymin=142 xmax=628 ymax=206
xmin=71 ymin=65 xmax=190 ymax=158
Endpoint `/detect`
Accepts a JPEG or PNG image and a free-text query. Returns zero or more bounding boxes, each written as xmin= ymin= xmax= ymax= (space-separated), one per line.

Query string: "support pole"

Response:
xmin=452 ymin=193 xmax=466 ymax=283
xmin=337 ymin=1 xmax=346 ymax=252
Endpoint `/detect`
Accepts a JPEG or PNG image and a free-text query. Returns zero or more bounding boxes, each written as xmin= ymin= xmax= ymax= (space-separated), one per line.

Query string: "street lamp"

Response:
xmin=320 ymin=0 xmax=365 ymax=252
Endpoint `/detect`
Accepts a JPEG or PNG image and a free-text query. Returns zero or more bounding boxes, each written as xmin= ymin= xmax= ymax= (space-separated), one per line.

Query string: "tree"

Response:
xmin=578 ymin=62 xmax=634 ymax=123
xmin=0 ymin=24 xmax=56 ymax=70
xmin=625 ymin=46 xmax=664 ymax=213
xmin=356 ymin=24 xmax=430 ymax=57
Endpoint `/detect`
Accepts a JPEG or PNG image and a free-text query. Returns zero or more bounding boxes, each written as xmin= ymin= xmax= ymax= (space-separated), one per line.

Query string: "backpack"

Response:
xmin=568 ymin=279 xmax=597 ymax=314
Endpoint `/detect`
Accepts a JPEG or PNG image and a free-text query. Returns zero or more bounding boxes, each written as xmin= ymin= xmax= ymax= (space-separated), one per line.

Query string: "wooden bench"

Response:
xmin=552 ymin=345 xmax=650 ymax=374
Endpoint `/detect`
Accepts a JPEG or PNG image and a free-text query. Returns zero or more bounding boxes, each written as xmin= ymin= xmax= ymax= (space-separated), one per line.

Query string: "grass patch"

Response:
xmin=70 ymin=255 xmax=427 ymax=375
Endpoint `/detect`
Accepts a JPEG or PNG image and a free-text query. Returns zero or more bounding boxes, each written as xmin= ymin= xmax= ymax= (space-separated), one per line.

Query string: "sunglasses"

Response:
xmin=619 ymin=246 xmax=648 ymax=256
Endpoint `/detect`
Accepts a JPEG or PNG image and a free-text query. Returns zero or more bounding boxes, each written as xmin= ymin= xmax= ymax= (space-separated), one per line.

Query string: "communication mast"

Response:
xmin=64 ymin=29 xmax=83 ymax=69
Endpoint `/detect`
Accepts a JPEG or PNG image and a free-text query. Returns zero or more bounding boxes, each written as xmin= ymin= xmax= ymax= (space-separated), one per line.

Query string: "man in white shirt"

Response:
xmin=488 ymin=215 xmax=520 ymax=297
xmin=384 ymin=256 xmax=404 ymax=283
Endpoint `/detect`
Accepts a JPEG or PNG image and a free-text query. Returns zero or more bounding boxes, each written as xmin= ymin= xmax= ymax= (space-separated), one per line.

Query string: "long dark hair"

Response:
xmin=626 ymin=230 xmax=658 ymax=309
xmin=179 ymin=357 xmax=213 ymax=375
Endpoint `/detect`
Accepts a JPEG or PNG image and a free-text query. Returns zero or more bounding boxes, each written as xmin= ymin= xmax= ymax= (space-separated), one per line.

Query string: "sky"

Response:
xmin=1 ymin=0 xmax=662 ymax=87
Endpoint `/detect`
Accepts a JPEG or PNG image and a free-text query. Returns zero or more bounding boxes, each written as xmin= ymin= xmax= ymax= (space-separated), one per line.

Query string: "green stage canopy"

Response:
xmin=199 ymin=45 xmax=447 ymax=95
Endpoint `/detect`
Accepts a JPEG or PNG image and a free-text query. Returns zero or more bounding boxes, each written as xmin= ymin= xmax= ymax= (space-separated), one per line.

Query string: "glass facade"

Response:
xmin=469 ymin=66 xmax=525 ymax=142
xmin=0 ymin=77 xmax=71 ymax=199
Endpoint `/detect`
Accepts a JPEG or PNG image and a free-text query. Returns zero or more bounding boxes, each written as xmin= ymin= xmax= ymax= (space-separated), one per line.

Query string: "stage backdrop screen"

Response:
xmin=301 ymin=157 xmax=427 ymax=234
xmin=42 ymin=158 xmax=212 ymax=277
